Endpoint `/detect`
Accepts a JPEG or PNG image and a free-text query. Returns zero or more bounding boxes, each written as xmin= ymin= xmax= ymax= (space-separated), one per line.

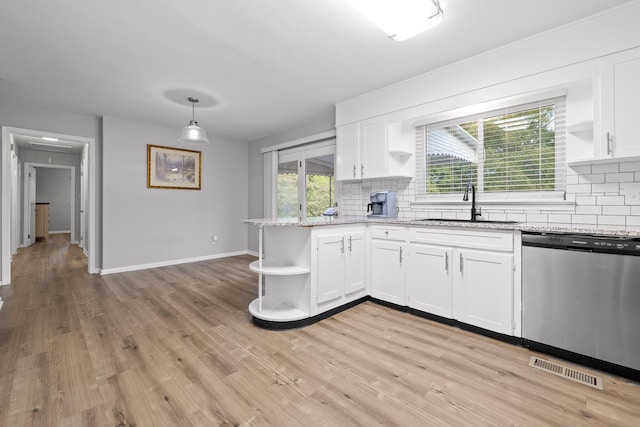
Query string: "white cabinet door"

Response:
xmin=370 ymin=240 xmax=405 ymax=305
xmin=597 ymin=48 xmax=640 ymax=159
xmin=336 ymin=123 xmax=360 ymax=180
xmin=344 ymin=231 xmax=366 ymax=295
xmin=453 ymin=249 xmax=513 ymax=335
xmin=360 ymin=116 xmax=387 ymax=179
xmin=406 ymin=243 xmax=452 ymax=318
xmin=316 ymin=234 xmax=344 ymax=304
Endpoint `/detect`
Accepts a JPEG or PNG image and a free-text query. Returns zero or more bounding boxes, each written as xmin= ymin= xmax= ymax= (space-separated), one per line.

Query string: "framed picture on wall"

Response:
xmin=147 ymin=144 xmax=202 ymax=190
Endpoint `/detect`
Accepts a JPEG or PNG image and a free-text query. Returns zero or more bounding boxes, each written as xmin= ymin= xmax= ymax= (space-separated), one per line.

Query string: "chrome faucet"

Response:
xmin=463 ymin=181 xmax=482 ymax=221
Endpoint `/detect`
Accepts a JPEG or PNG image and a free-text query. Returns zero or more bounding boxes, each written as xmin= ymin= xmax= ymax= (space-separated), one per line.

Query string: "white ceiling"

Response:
xmin=0 ymin=0 xmax=632 ymax=142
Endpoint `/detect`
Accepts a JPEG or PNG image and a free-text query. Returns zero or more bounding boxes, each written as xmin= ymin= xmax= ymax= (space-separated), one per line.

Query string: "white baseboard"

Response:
xmin=100 ymin=250 xmax=251 ymax=275
xmin=247 ymin=250 xmax=259 ymax=257
xmin=49 ymin=230 xmax=72 ymax=234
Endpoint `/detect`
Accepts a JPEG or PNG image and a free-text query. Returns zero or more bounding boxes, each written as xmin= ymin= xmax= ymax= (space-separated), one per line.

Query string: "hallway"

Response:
xmin=1 ymin=235 xmax=640 ymax=426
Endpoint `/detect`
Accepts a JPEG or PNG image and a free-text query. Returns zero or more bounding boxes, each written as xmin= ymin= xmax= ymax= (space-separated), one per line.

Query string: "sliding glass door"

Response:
xmin=277 ymin=142 xmax=335 ymax=221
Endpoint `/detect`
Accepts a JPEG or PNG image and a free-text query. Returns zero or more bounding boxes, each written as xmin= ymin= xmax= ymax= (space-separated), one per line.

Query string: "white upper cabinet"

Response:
xmin=336 ymin=115 xmax=415 ymax=181
xmin=336 ymin=123 xmax=360 ymax=180
xmin=595 ymin=47 xmax=640 ymax=159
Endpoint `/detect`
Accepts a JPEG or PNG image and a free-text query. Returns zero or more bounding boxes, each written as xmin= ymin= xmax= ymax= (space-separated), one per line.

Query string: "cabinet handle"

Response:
xmin=349 ymin=235 xmax=353 ymax=252
xmin=341 ymin=237 xmax=345 ymax=253
xmin=606 ymin=132 xmax=613 ymax=156
xmin=459 ymin=254 xmax=463 ymax=274
xmin=361 ymin=163 xmax=364 ymax=177
xmin=445 ymin=252 xmax=449 ymax=272
xmin=399 ymin=247 xmax=403 ymax=264
xmin=353 ymin=164 xmax=357 ymax=178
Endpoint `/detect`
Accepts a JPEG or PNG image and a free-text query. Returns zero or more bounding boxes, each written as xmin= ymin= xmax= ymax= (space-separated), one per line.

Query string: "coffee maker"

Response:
xmin=367 ymin=191 xmax=397 ymax=218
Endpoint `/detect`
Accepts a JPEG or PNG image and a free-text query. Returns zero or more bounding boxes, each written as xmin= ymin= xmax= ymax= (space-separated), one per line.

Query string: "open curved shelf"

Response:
xmin=249 ymin=260 xmax=310 ymax=276
xmin=248 ymin=298 xmax=309 ymax=322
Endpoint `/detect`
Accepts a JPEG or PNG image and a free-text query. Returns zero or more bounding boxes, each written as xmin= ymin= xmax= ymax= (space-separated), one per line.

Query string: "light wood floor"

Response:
xmin=1 ymin=234 xmax=639 ymax=426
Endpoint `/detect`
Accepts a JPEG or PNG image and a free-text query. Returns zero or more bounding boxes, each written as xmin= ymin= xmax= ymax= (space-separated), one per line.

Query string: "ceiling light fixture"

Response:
xmin=42 ymin=136 xmax=59 ymax=142
xmin=178 ymin=97 xmax=210 ymax=145
xmin=346 ymin=0 xmax=443 ymax=41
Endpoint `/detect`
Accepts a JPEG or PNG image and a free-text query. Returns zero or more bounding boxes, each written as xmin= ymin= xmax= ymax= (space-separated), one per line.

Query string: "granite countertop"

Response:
xmin=243 ymin=217 xmax=640 ymax=238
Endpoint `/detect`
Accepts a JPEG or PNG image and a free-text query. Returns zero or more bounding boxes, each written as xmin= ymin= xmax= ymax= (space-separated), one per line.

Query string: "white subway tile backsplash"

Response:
xmin=620 ymin=182 xmax=640 ymax=205
xmin=575 ymin=196 xmax=596 ymax=205
xmin=592 ymin=163 xmax=619 ymax=174
xmin=596 ymin=195 xmax=625 ymax=206
xmin=566 ymin=184 xmax=592 ymax=194
xmin=575 ymin=205 xmax=602 ymax=215
xmin=602 ymin=205 xmax=631 ymax=216
xmin=572 ymin=215 xmax=598 ymax=225
xmin=598 ymin=215 xmax=626 ymax=226
xmin=619 ymin=162 xmax=640 ymax=172
xmin=548 ymin=214 xmax=571 ymax=223
xmin=568 ymin=165 xmax=591 ymax=175
xmin=567 ymin=175 xmax=579 ymax=185
xmin=605 ymin=172 xmax=635 ymax=183
xmin=336 ymin=158 xmax=639 ymax=232
xmin=578 ymin=174 xmax=604 ymax=184
xmin=591 ymin=183 xmax=619 ymax=194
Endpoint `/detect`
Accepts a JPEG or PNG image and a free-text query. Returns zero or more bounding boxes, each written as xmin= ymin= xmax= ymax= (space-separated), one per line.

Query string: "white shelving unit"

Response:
xmin=248 ymin=225 xmax=311 ymax=323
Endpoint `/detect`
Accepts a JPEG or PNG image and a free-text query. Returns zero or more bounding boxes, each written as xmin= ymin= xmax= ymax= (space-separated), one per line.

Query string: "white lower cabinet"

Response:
xmin=314 ymin=228 xmax=367 ymax=309
xmin=406 ymin=243 xmax=452 ymax=318
xmin=406 ymin=227 xmax=516 ymax=335
xmin=344 ymin=232 xmax=366 ymax=295
xmin=370 ymin=239 xmax=406 ymax=305
xmin=453 ymin=249 xmax=514 ymax=335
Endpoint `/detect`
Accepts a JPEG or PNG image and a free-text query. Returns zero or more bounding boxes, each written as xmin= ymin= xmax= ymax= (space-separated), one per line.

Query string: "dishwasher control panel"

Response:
xmin=522 ymin=232 xmax=640 ymax=255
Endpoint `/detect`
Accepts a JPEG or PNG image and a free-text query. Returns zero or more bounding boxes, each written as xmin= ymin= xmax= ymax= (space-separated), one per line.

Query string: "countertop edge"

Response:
xmin=243 ymin=218 xmax=640 ymax=237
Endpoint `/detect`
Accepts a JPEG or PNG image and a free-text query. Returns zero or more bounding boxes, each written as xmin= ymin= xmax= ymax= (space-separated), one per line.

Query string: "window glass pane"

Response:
xmin=425 ymin=121 xmax=478 ymax=193
xmin=277 ymin=160 xmax=298 ymax=219
xmin=420 ymin=97 xmax=564 ymax=196
xmin=483 ymin=105 xmax=557 ymax=192
xmin=305 ymin=154 xmax=335 ymax=219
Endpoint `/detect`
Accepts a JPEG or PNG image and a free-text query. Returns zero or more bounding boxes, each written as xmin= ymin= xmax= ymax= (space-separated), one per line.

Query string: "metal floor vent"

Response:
xmin=529 ymin=356 xmax=603 ymax=390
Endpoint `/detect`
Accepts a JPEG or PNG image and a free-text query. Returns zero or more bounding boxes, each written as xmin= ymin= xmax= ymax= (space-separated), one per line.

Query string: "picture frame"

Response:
xmin=147 ymin=144 xmax=202 ymax=190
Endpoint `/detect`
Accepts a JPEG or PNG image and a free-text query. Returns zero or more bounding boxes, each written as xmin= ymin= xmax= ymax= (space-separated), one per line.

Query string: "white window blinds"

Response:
xmin=416 ymin=96 xmax=566 ymax=197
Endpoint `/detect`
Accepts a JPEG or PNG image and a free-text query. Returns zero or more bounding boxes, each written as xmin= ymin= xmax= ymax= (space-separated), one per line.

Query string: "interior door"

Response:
xmin=28 ymin=166 xmax=36 ymax=246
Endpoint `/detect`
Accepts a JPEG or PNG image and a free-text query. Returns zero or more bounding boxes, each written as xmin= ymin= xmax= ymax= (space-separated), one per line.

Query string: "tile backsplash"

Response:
xmin=337 ymin=160 xmax=640 ymax=232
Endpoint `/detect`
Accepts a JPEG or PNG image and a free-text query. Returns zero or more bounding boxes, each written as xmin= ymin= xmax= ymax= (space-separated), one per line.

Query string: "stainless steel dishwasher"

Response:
xmin=522 ymin=232 xmax=640 ymax=380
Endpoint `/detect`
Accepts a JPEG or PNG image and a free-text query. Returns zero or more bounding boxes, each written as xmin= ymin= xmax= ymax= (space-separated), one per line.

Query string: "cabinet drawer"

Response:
xmin=370 ymin=225 xmax=406 ymax=241
xmin=409 ymin=227 xmax=513 ymax=252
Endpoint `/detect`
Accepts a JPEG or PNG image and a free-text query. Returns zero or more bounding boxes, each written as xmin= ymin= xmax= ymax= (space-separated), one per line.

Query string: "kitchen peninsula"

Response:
xmin=244 ymin=217 xmax=523 ymax=336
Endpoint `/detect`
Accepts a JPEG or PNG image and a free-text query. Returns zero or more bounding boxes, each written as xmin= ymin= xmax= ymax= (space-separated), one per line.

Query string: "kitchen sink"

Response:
xmin=416 ymin=218 xmax=520 ymax=225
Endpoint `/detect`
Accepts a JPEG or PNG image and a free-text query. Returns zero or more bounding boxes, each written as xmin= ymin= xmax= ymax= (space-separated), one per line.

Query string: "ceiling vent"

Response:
xmin=29 ymin=142 xmax=73 ymax=153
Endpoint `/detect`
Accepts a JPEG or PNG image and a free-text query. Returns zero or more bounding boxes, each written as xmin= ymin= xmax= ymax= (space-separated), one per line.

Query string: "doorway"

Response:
xmin=277 ymin=141 xmax=336 ymax=221
xmin=23 ymin=163 xmax=76 ymax=246
xmin=1 ymin=127 xmax=96 ymax=285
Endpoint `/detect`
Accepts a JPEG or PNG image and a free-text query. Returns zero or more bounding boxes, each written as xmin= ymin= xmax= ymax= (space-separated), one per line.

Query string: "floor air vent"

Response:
xmin=529 ymin=356 xmax=603 ymax=390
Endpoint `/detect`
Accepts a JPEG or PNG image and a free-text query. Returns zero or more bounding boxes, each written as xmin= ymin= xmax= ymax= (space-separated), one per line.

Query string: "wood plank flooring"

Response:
xmin=1 ymin=233 xmax=639 ymax=426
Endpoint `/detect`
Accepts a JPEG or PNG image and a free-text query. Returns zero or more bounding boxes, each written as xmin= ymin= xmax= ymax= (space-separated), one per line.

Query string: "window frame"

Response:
xmin=415 ymin=96 xmax=567 ymax=202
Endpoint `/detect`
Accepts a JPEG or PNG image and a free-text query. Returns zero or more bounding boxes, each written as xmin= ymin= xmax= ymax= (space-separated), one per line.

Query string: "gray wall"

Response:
xmin=247 ymin=114 xmax=335 ymax=253
xmin=0 ymin=100 xmax=101 ymax=278
xmin=36 ymin=167 xmax=72 ymax=232
xmin=102 ymin=116 xmax=248 ymax=271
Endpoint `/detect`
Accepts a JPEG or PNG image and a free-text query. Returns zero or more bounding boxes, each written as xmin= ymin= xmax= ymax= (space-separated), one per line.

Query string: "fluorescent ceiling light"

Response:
xmin=42 ymin=136 xmax=59 ymax=141
xmin=346 ymin=0 xmax=443 ymax=41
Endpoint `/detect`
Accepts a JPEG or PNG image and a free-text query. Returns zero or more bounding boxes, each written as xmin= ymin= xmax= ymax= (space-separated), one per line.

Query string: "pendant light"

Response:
xmin=178 ymin=97 xmax=210 ymax=145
